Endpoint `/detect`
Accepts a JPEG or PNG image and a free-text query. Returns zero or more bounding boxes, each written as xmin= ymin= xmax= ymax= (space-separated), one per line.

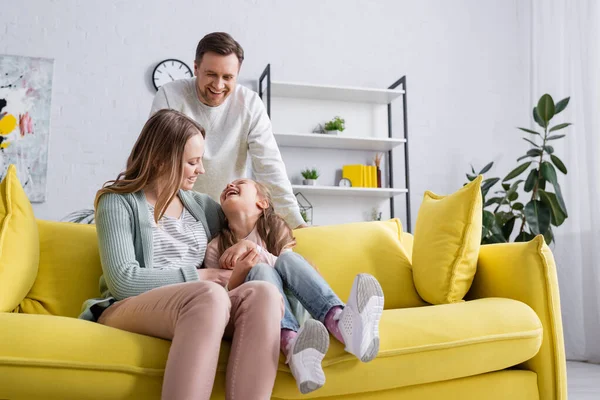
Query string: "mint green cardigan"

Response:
xmin=79 ymin=190 xmax=225 ymax=321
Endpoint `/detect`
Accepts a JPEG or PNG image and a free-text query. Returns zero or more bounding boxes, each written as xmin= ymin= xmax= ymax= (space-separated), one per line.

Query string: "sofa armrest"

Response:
xmin=466 ymin=236 xmax=566 ymax=400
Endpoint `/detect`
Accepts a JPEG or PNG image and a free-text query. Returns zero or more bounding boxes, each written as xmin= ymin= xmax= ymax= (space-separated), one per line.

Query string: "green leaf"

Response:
xmin=508 ymin=191 xmax=518 ymax=201
xmin=551 ymin=155 xmax=567 ymax=174
xmin=466 ymin=173 xmax=476 ymax=181
xmin=537 ymin=94 xmax=556 ymax=124
xmin=538 ymin=189 xmax=567 ymax=227
xmin=502 ymin=216 xmax=517 ymax=240
xmin=503 ymin=162 xmax=532 ymax=182
xmin=541 ymin=162 xmax=568 ymax=216
xmin=481 ymin=177 xmax=500 ymax=192
xmin=525 ymin=200 xmax=551 ymax=235
xmin=546 ymin=134 xmax=566 ymax=141
xmin=527 ymin=148 xmax=543 ymax=157
xmin=479 ymin=162 xmax=494 ymax=175
xmin=549 ymin=123 xmax=572 ymax=132
xmin=484 ymin=197 xmax=503 ymax=207
xmin=523 ymin=137 xmax=541 ymax=148
xmin=554 ymin=97 xmax=570 ymax=114
xmin=533 ymin=107 xmax=546 ymax=128
xmin=471 ymin=165 xmax=476 ymax=174
xmin=543 ymin=145 xmax=554 ymax=154
xmin=524 ymin=169 xmax=538 ymax=192
xmin=483 ymin=210 xmax=495 ymax=229
xmin=517 ymin=154 xmax=531 ymax=162
xmin=502 ymin=183 xmax=511 ymax=191
xmin=515 ymin=231 xmax=536 ymax=242
xmin=518 ymin=127 xmax=541 ymax=136
xmin=513 ymin=202 xmax=524 ymax=211
xmin=538 ymin=178 xmax=547 ymax=190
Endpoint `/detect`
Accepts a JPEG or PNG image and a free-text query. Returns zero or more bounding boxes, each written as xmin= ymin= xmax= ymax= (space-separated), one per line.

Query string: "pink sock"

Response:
xmin=280 ymin=329 xmax=298 ymax=359
xmin=324 ymin=306 xmax=345 ymax=344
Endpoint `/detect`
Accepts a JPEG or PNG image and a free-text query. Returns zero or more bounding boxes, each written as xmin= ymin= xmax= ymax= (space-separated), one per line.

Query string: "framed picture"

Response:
xmin=0 ymin=54 xmax=54 ymax=202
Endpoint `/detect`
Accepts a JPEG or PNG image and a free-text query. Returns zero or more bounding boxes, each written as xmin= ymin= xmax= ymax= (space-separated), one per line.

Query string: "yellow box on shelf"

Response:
xmin=342 ymin=165 xmax=364 ymax=187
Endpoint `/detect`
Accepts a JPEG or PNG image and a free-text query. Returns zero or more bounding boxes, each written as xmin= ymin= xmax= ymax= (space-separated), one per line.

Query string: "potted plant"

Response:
xmin=323 ymin=116 xmax=345 ymax=135
xmin=301 ymin=168 xmax=320 ymax=185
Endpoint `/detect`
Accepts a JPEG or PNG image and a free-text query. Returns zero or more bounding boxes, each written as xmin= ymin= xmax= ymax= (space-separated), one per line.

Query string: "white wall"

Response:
xmin=0 ymin=0 xmax=531 ymax=228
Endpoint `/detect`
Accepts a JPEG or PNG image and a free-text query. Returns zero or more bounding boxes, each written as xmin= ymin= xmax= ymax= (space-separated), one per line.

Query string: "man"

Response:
xmin=150 ymin=32 xmax=306 ymax=228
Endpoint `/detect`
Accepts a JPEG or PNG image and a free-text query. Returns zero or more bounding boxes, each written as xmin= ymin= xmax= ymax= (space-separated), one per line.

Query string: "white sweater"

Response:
xmin=150 ymin=78 xmax=304 ymax=228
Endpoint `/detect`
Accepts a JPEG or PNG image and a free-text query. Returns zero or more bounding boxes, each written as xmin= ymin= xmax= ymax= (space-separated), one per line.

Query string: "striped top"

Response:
xmin=148 ymin=203 xmax=208 ymax=269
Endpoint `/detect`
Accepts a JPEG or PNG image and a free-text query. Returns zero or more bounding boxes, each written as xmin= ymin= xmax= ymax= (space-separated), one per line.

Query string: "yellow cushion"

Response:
xmin=412 ymin=176 xmax=483 ymax=304
xmin=0 ymin=298 xmax=541 ymax=400
xmin=293 ymin=219 xmax=426 ymax=310
xmin=16 ymin=220 xmax=103 ymax=317
xmin=0 ymin=164 xmax=39 ymax=312
xmin=272 ymin=297 xmax=542 ymax=399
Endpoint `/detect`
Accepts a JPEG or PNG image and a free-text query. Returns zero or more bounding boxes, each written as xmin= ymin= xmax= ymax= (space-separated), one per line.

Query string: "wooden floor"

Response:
xmin=568 ymin=361 xmax=600 ymax=399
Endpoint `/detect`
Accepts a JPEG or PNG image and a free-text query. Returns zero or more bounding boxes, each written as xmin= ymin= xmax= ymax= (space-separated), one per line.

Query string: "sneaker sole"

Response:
xmin=352 ymin=274 xmax=384 ymax=362
xmin=292 ymin=319 xmax=329 ymax=394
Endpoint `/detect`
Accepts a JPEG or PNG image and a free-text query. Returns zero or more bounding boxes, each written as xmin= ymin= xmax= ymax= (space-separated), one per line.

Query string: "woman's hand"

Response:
xmin=227 ymin=248 xmax=260 ymax=290
xmin=219 ymin=240 xmax=257 ymax=270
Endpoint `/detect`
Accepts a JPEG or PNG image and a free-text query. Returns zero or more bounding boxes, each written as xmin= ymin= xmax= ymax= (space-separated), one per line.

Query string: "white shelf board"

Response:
xmin=275 ymin=133 xmax=406 ymax=152
xmin=291 ymin=185 xmax=407 ymax=198
xmin=270 ymin=81 xmax=404 ymax=104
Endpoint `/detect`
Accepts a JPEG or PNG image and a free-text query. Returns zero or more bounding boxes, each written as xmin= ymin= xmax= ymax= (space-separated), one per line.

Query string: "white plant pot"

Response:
xmin=324 ymin=130 xmax=340 ymax=135
xmin=303 ymin=179 xmax=318 ymax=186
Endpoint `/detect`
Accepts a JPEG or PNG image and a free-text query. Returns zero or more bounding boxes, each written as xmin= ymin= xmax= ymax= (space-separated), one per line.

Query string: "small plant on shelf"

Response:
xmin=301 ymin=168 xmax=320 ymax=185
xmin=323 ymin=116 xmax=345 ymax=134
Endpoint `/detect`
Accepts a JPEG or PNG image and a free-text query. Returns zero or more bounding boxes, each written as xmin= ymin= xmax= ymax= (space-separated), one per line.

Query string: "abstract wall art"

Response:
xmin=0 ymin=54 xmax=54 ymax=202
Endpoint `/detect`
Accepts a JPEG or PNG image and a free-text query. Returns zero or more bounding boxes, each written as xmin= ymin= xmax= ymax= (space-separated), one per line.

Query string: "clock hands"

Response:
xmin=167 ymin=72 xmax=175 ymax=81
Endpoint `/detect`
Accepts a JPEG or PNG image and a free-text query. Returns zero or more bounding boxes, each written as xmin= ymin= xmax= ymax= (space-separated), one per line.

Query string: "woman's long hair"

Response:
xmin=218 ymin=181 xmax=296 ymax=256
xmin=95 ymin=109 xmax=206 ymax=223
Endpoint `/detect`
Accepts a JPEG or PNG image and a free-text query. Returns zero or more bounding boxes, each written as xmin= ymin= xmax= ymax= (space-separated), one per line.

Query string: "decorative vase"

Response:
xmin=303 ymin=179 xmax=317 ymax=186
xmin=376 ymin=167 xmax=382 ymax=188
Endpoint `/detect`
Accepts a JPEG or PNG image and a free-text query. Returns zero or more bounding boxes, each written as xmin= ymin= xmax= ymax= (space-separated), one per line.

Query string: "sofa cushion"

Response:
xmin=293 ymin=219 xmax=426 ymax=310
xmin=17 ymin=220 xmax=103 ymax=317
xmin=0 ymin=298 xmax=542 ymax=400
xmin=273 ymin=297 xmax=542 ymax=399
xmin=0 ymin=164 xmax=39 ymax=312
xmin=412 ymin=176 xmax=483 ymax=304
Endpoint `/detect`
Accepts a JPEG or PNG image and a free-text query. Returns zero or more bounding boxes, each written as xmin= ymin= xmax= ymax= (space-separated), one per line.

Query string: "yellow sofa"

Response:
xmin=0 ymin=217 xmax=566 ymax=400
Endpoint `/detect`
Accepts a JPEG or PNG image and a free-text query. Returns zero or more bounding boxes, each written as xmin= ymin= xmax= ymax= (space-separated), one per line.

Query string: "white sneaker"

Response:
xmin=337 ymin=273 xmax=384 ymax=362
xmin=287 ymin=319 xmax=330 ymax=394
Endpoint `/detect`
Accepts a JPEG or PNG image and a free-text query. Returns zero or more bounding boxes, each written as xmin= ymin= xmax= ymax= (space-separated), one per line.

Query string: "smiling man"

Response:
xmin=150 ymin=32 xmax=305 ymax=228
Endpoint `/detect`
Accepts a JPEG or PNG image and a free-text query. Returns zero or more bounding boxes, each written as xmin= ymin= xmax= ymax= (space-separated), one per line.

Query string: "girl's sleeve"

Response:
xmin=203 ymin=237 xmax=221 ymax=269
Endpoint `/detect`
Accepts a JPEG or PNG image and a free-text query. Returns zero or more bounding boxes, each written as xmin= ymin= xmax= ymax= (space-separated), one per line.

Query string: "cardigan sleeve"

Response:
xmin=95 ymin=193 xmax=199 ymax=300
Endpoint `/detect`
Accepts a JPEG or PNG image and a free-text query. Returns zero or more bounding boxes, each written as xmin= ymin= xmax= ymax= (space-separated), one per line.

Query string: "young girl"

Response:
xmin=80 ymin=110 xmax=284 ymax=400
xmin=204 ymin=178 xmax=385 ymax=395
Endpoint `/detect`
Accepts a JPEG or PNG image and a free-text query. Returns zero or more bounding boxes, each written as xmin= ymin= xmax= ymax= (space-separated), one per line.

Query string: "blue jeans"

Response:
xmin=244 ymin=252 xmax=344 ymax=331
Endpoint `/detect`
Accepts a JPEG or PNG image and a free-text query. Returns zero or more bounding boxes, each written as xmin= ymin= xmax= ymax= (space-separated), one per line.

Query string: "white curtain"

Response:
xmin=531 ymin=0 xmax=600 ymax=362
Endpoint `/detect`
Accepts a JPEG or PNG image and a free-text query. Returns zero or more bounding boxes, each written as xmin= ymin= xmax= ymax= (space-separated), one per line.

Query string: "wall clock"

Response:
xmin=152 ymin=59 xmax=193 ymax=91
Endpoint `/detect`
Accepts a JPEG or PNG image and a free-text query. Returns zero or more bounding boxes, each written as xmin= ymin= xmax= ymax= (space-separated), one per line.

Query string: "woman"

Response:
xmin=79 ymin=109 xmax=284 ymax=400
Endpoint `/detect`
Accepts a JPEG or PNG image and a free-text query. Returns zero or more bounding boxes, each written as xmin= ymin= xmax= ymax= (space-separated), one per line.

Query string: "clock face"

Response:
xmin=152 ymin=59 xmax=193 ymax=91
xmin=338 ymin=178 xmax=352 ymax=187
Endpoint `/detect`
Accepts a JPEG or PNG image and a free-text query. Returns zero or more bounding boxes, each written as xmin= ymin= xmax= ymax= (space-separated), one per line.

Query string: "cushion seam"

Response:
xmin=321 ymin=327 xmax=542 ymax=367
xmin=0 ymin=356 xmax=165 ymax=377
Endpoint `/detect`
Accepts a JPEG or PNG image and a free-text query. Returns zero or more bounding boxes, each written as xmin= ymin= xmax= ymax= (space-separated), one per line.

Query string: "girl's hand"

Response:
xmin=197 ymin=268 xmax=232 ymax=287
xmin=228 ymin=248 xmax=260 ymax=290
xmin=219 ymin=240 xmax=256 ymax=270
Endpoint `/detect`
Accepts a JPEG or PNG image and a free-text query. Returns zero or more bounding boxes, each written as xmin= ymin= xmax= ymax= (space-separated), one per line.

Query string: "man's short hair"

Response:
xmin=195 ymin=32 xmax=244 ymax=65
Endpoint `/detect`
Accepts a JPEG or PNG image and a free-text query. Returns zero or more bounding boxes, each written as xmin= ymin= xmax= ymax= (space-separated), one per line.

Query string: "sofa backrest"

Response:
xmin=293 ymin=219 xmax=426 ymax=310
xmin=17 ymin=218 xmax=425 ymax=318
